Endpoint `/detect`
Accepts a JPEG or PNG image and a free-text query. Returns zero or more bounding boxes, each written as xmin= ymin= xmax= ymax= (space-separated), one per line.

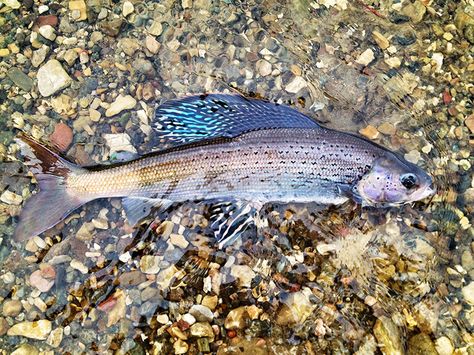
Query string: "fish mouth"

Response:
xmin=410 ymin=183 xmax=436 ymax=202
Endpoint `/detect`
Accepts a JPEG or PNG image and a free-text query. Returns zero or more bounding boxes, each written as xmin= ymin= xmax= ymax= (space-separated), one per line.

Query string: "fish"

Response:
xmin=13 ymin=94 xmax=435 ymax=246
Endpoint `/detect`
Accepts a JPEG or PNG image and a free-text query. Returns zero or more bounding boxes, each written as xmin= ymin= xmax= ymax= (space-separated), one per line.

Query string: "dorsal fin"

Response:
xmin=149 ymin=94 xmax=322 ymax=149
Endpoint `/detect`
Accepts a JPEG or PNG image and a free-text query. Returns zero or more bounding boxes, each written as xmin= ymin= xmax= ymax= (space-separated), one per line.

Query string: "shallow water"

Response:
xmin=0 ymin=0 xmax=473 ymax=354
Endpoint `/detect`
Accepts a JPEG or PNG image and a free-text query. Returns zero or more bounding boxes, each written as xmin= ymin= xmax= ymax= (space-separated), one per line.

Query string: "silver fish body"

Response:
xmin=71 ymin=128 xmax=382 ymax=205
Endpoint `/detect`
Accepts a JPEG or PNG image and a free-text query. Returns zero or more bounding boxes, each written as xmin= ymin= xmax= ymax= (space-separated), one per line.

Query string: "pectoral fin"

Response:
xmin=207 ymin=200 xmax=263 ymax=249
xmin=122 ymin=197 xmax=173 ymax=226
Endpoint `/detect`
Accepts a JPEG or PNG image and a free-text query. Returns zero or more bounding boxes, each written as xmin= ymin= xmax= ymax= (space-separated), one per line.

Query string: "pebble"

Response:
xmin=147 ymin=21 xmax=163 ymax=36
xmin=0 ymin=190 xmax=23 ymax=205
xmin=414 ymin=302 xmax=438 ymax=333
xmin=181 ymin=313 xmax=196 ymax=326
xmin=377 ymin=122 xmax=396 ymax=135
xmin=140 ymin=255 xmax=161 ymax=274
xmin=461 ymin=282 xmax=474 ymax=305
xmin=38 ymin=25 xmax=56 ymax=41
xmin=32 ymin=46 xmax=50 ymax=68
xmin=105 ymin=95 xmax=137 ymax=117
xmin=401 ymin=0 xmax=426 ymax=24
xmin=404 ymin=150 xmax=421 ymax=164
xmin=122 ymin=1 xmax=134 ymax=16
xmin=38 ymin=4 xmax=49 ymax=14
xmin=432 ymin=52 xmax=444 ymax=72
xmin=30 ymin=268 xmax=55 ymax=292
xmin=465 ymin=114 xmax=474 ymax=134
xmin=104 ymin=290 xmax=126 ymax=326
xmin=89 ymin=108 xmax=101 ymax=121
xmin=224 ymin=306 xmax=249 ymax=330
xmin=2 ymin=300 xmax=22 ymax=317
xmin=145 ymin=35 xmax=161 ymax=54
xmin=230 ymin=264 xmax=255 ymax=288
xmin=11 ymin=344 xmax=39 ymax=355
xmin=435 ymin=336 xmax=454 ymax=355
xmin=36 ymin=15 xmax=58 ymax=28
xmin=157 ymin=314 xmax=169 ymax=324
xmin=69 ymin=0 xmax=87 ymax=21
xmin=276 ymin=289 xmax=315 ymax=325
xmin=355 ymin=48 xmax=374 ymax=66
xmin=174 ymin=339 xmax=189 ymax=354
xmin=7 ymin=320 xmax=52 ymax=340
xmin=70 ymin=259 xmax=88 ymax=274
xmin=189 ymin=305 xmax=214 ymax=322
xmin=7 ymin=67 xmax=33 ymax=92
xmin=170 ymin=233 xmax=189 ymax=249
xmin=373 ymin=316 xmax=403 ymax=355
xmin=118 ymin=38 xmax=140 ymax=56
xmin=385 ymin=57 xmax=401 ymax=68
xmin=359 ymin=125 xmax=379 ymax=140
xmin=201 ymin=295 xmax=218 ymax=311
xmin=3 ymin=0 xmax=20 ymax=9
xmin=189 ymin=322 xmax=214 ymax=338
xmin=256 ymin=59 xmax=272 ymax=76
xmin=407 ymin=333 xmax=437 ymax=355
xmin=46 ymin=327 xmax=63 ymax=348
xmin=50 ymin=123 xmax=73 ymax=152
xmin=285 ymin=76 xmax=307 ymax=93
xmin=103 ymin=133 xmax=138 ymax=155
xmin=0 ymin=48 xmax=10 ymax=57
xmin=64 ymin=49 xmax=79 ymax=66
xmin=0 ymin=317 xmax=8 ymax=336
xmin=37 ymin=60 xmax=72 ymax=97
xmin=372 ymin=31 xmax=389 ymax=49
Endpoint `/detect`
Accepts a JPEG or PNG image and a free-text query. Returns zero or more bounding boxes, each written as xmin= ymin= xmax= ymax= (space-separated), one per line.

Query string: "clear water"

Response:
xmin=0 ymin=0 xmax=473 ymax=354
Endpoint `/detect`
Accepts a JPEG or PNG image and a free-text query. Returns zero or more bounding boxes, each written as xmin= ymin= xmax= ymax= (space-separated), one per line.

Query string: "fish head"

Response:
xmin=354 ymin=153 xmax=435 ymax=207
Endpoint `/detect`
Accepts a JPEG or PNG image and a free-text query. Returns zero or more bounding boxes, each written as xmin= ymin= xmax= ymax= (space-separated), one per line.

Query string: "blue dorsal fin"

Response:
xmin=150 ymin=94 xmax=322 ymax=148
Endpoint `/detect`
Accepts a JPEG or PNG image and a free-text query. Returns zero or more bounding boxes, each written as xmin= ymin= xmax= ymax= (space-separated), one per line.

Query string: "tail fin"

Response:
xmin=14 ymin=135 xmax=90 ymax=242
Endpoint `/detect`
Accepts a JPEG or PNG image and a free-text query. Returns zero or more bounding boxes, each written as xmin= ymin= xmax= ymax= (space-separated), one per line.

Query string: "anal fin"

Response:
xmin=122 ymin=197 xmax=173 ymax=226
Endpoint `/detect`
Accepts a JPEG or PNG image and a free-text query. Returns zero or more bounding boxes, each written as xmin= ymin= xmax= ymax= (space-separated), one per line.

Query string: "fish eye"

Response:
xmin=400 ymin=173 xmax=417 ymax=189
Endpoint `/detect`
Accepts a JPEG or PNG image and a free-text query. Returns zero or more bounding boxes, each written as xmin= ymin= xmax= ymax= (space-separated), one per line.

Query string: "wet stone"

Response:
xmin=461 ymin=282 xmax=474 ymax=305
xmin=407 ymin=333 xmax=437 ymax=355
xmin=224 ymin=306 xmax=249 ymax=330
xmin=50 ymin=123 xmax=73 ymax=152
xmin=435 ymin=336 xmax=454 ymax=355
xmin=2 ymin=300 xmax=22 ymax=317
xmin=7 ymin=319 xmax=52 ymax=340
xmin=174 ymin=339 xmax=189 ymax=354
xmin=285 ymin=76 xmax=307 ymax=93
xmin=11 ymin=344 xmax=39 ymax=355
xmin=7 ymin=68 xmax=33 ymax=92
xmin=37 ymin=59 xmax=72 ymax=97
xmin=140 ymin=255 xmax=161 ymax=274
xmin=373 ymin=316 xmax=403 ymax=355
xmin=0 ymin=317 xmax=9 ymax=336
xmin=105 ymin=95 xmax=137 ymax=117
xmin=201 ymin=295 xmax=218 ymax=311
xmin=189 ymin=304 xmax=214 ymax=322
xmin=190 ymin=322 xmax=214 ymax=338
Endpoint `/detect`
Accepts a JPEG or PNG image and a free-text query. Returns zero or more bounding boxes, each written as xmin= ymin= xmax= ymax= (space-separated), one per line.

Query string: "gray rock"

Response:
xmin=37 ymin=60 xmax=72 ymax=97
xmin=31 ymin=46 xmax=50 ymax=68
xmin=7 ymin=68 xmax=33 ymax=91
xmin=189 ymin=305 xmax=214 ymax=322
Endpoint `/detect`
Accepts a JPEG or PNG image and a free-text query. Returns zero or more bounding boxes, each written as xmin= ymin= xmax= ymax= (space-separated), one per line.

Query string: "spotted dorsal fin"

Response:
xmin=149 ymin=94 xmax=322 ymax=149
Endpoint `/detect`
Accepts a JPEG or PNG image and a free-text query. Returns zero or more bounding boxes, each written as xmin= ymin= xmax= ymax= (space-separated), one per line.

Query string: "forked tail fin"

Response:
xmin=14 ymin=135 xmax=90 ymax=242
